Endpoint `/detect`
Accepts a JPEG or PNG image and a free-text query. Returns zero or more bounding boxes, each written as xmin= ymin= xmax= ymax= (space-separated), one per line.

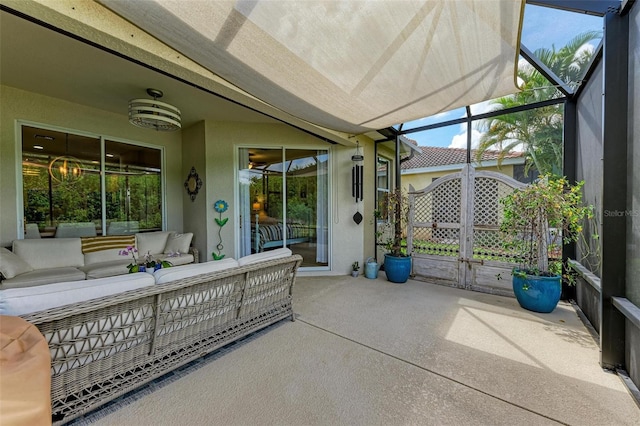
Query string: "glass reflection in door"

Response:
xmin=238 ymin=148 xmax=329 ymax=268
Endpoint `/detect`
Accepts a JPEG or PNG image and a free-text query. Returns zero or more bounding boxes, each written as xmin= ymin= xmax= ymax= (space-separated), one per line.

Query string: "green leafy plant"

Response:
xmin=374 ymin=188 xmax=410 ymax=257
xmin=351 ymin=261 xmax=360 ymax=272
xmin=500 ymin=175 xmax=593 ymax=278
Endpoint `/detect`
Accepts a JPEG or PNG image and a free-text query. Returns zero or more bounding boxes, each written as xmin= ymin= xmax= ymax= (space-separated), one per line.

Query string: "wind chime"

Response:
xmin=352 ymin=142 xmax=364 ymax=224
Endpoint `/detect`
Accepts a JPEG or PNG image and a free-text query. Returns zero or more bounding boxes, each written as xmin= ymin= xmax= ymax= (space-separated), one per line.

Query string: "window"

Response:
xmin=377 ymin=156 xmax=390 ymax=218
xmin=21 ymin=125 xmax=162 ymax=237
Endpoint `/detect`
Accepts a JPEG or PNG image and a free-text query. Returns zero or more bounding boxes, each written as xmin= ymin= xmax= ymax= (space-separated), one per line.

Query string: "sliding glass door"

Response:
xmin=238 ymin=147 xmax=329 ymax=269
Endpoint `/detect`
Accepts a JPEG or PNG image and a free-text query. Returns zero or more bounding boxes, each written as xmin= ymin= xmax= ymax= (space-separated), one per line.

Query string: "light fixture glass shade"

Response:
xmin=48 ymin=156 xmax=83 ymax=183
xmin=128 ymin=97 xmax=181 ymax=131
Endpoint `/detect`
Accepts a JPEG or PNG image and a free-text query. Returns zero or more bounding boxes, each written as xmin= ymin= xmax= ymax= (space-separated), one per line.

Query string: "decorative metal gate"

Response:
xmin=407 ymin=165 xmax=527 ymax=296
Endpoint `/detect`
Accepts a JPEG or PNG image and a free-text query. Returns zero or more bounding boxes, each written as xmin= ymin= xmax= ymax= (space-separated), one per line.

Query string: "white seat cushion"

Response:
xmin=237 ymin=248 xmax=292 ymax=266
xmin=0 ymin=267 xmax=86 ymax=289
xmin=81 ymin=260 xmax=132 ymax=279
xmin=153 ymin=258 xmax=239 ymax=284
xmin=0 ymin=273 xmax=155 ymax=316
xmin=156 ymin=253 xmax=194 ymax=267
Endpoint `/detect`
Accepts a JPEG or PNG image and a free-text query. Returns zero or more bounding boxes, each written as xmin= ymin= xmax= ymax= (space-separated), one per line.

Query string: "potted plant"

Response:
xmin=119 ymin=246 xmax=172 ymax=273
xmin=351 ymin=261 xmax=360 ymax=277
xmin=500 ymin=175 xmax=593 ymax=313
xmin=374 ymin=187 xmax=412 ymax=283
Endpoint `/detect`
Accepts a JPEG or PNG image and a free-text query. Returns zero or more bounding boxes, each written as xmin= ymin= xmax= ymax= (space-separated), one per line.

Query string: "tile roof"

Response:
xmin=401 ymin=145 xmax=524 ymax=170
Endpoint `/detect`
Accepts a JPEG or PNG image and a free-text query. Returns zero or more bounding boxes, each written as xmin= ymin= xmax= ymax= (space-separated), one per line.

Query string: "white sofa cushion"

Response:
xmin=163 ymin=232 xmax=193 ymax=255
xmin=13 ymin=238 xmax=84 ymax=269
xmin=0 ymin=267 xmax=86 ymax=289
xmin=0 ymin=247 xmax=33 ymax=279
xmin=0 ymin=273 xmax=155 ymax=316
xmin=81 ymin=260 xmax=132 ymax=279
xmin=154 ymin=258 xmax=239 ymax=284
xmin=157 ymin=253 xmax=194 ymax=267
xmin=136 ymin=231 xmax=171 ymax=256
xmin=237 ymin=248 xmax=292 ymax=266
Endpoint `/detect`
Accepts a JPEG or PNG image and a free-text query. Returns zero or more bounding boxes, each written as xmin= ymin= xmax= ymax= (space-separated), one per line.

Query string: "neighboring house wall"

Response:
xmin=402 ymin=164 xmax=516 ymax=193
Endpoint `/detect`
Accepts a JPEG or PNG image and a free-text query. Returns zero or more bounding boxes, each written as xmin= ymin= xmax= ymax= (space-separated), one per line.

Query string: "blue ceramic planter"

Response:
xmin=512 ymin=270 xmax=562 ymax=313
xmin=384 ymin=254 xmax=412 ymax=283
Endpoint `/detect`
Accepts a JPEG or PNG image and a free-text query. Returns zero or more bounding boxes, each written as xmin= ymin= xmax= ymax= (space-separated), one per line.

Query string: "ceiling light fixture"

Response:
xmin=48 ymin=133 xmax=83 ymax=184
xmin=128 ymin=88 xmax=181 ymax=131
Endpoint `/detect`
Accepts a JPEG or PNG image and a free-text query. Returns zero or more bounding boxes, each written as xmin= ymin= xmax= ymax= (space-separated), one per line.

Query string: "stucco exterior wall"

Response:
xmin=0 ymin=87 xmax=377 ymax=273
xmin=0 ymin=85 xmax=183 ymax=247
xmin=181 ymin=121 xmax=208 ymax=260
xmin=201 ymin=122 xmax=375 ymax=273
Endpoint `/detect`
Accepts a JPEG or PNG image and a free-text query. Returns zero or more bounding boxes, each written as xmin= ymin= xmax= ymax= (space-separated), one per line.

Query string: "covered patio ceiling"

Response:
xmin=99 ymin=0 xmax=524 ymax=135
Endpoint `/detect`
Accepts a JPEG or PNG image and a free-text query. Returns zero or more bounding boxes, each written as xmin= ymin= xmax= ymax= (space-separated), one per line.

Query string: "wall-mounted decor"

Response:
xmin=352 ymin=142 xmax=363 ymax=225
xmin=213 ymin=200 xmax=229 ymax=260
xmin=184 ymin=167 xmax=202 ymax=201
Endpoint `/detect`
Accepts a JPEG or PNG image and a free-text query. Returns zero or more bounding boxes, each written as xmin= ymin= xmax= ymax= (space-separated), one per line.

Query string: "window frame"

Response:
xmin=16 ymin=120 xmax=166 ymax=238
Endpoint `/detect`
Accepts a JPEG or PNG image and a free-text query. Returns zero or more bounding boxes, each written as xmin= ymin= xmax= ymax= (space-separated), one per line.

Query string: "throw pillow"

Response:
xmin=163 ymin=232 xmax=193 ymax=255
xmin=81 ymin=235 xmax=136 ymax=253
xmin=0 ymin=247 xmax=34 ymax=280
xmin=136 ymin=231 xmax=171 ymax=256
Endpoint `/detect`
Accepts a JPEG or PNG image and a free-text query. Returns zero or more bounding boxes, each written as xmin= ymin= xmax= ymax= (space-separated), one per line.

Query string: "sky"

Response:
xmin=403 ymin=4 xmax=603 ymax=149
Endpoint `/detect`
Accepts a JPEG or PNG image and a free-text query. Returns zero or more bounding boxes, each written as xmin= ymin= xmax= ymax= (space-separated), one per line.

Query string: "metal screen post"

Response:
xmin=600 ymin=8 xmax=628 ymax=370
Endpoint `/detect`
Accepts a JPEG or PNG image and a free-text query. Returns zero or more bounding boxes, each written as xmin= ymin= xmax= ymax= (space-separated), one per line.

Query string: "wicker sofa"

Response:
xmin=0 ymin=231 xmax=197 ymax=288
xmin=11 ymin=249 xmax=301 ymax=425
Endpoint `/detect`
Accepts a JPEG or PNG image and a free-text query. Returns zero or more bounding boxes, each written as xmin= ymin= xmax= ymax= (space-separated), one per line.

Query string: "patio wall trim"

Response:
xmin=612 ymin=297 xmax=640 ymax=332
xmin=568 ymin=259 xmax=602 ymax=292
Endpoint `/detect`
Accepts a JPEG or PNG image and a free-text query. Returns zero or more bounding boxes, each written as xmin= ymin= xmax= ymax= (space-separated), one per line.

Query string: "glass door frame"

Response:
xmin=234 ymin=145 xmax=332 ymax=271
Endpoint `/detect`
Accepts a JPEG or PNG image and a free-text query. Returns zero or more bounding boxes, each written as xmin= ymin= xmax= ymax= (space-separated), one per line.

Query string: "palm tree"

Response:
xmin=475 ymin=31 xmax=601 ymax=175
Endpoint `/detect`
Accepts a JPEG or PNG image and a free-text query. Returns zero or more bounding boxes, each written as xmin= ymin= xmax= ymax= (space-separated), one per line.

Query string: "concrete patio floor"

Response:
xmin=77 ymin=274 xmax=639 ymax=425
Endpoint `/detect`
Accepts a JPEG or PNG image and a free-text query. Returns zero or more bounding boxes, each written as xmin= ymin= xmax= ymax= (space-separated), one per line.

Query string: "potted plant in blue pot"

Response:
xmin=375 ymin=188 xmax=411 ymax=283
xmin=500 ymin=175 xmax=593 ymax=313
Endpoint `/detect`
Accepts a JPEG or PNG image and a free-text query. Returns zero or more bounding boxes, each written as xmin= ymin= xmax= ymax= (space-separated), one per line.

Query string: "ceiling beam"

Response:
xmin=526 ymin=0 xmax=620 ymax=16
xmin=520 ymin=44 xmax=574 ymax=97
